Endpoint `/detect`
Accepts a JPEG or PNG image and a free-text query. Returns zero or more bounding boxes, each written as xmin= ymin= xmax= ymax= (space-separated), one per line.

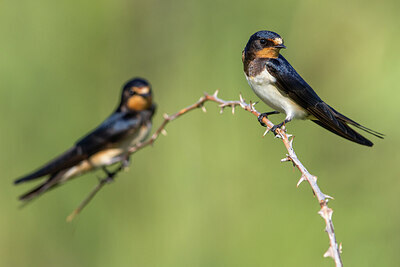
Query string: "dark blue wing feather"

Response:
xmin=266 ymin=55 xmax=375 ymax=146
xmin=76 ymin=112 xmax=142 ymax=155
xmin=14 ymin=111 xmax=142 ymax=184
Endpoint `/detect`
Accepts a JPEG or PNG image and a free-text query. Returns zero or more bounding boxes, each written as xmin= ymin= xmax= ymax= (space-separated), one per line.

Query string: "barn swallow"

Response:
xmin=242 ymin=30 xmax=383 ymax=146
xmin=14 ymin=77 xmax=156 ymax=201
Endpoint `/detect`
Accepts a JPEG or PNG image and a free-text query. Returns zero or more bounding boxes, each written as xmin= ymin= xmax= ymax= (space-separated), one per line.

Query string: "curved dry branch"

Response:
xmin=68 ymin=90 xmax=343 ymax=266
xmin=128 ymin=90 xmax=343 ymax=266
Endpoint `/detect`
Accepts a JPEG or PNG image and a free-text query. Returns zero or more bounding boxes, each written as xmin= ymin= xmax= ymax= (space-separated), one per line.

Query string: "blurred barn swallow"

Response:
xmin=14 ymin=77 xmax=156 ymax=201
xmin=242 ymin=30 xmax=383 ymax=146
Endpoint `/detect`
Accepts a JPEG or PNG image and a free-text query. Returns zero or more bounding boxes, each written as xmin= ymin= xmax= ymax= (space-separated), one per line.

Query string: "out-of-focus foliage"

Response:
xmin=1 ymin=0 xmax=399 ymax=266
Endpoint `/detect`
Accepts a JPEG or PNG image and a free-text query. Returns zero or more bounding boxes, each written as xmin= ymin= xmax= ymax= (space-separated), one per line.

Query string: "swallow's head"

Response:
xmin=243 ymin=30 xmax=286 ymax=61
xmin=120 ymin=78 xmax=153 ymax=112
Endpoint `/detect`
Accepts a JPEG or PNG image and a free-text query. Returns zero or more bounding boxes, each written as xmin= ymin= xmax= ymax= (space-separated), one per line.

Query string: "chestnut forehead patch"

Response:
xmin=132 ymin=86 xmax=150 ymax=95
xmin=272 ymin=38 xmax=283 ymax=45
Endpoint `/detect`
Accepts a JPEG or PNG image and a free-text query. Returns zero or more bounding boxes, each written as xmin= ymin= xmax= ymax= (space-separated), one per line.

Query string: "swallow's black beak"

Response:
xmin=141 ymin=92 xmax=152 ymax=99
xmin=275 ymin=44 xmax=286 ymax=49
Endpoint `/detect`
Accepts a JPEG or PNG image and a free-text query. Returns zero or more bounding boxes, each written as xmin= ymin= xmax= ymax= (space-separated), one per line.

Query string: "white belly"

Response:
xmin=89 ymin=122 xmax=151 ymax=167
xmin=118 ymin=122 xmax=152 ymax=153
xmin=246 ymin=69 xmax=308 ymax=120
xmin=61 ymin=123 xmax=152 ymax=182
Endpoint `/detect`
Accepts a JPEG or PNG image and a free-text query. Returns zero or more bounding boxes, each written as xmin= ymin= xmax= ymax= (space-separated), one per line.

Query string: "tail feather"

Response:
xmin=312 ymin=120 xmax=373 ymax=146
xmin=332 ymin=111 xmax=384 ymax=139
xmin=14 ymin=147 xmax=84 ymax=184
xmin=18 ymin=171 xmax=65 ymax=202
xmin=308 ymin=102 xmax=383 ymax=147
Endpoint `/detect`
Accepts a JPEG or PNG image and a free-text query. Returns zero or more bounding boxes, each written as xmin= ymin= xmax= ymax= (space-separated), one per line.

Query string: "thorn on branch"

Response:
xmin=297 ymin=175 xmax=306 ymax=187
xmin=251 ymin=102 xmax=257 ymax=111
xmin=324 ymin=246 xmax=335 ymax=259
xmin=163 ymin=113 xmax=169 ymax=120
xmin=263 ymin=128 xmax=270 ymax=137
xmin=239 ymin=93 xmax=244 ymax=103
xmin=249 ymin=101 xmax=254 ymax=111
xmin=280 ymin=155 xmax=291 ymax=162
xmin=201 ymin=105 xmax=207 ymax=113
xmin=161 ymin=129 xmax=168 ymax=136
xmin=289 ymin=136 xmax=295 ymax=147
xmin=213 ymin=89 xmax=219 ymax=97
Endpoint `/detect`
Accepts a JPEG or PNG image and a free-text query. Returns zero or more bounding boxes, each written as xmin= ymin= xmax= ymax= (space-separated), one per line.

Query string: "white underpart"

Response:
xmin=246 ymin=69 xmax=309 ymax=120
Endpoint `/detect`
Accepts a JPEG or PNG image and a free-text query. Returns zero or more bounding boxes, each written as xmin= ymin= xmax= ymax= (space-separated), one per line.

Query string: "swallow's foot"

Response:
xmin=257 ymin=111 xmax=280 ymax=127
xmin=102 ymin=167 xmax=118 ymax=182
xmin=271 ymin=124 xmax=283 ymax=135
xmin=271 ymin=119 xmax=291 ymax=135
xmin=121 ymin=156 xmax=131 ymax=170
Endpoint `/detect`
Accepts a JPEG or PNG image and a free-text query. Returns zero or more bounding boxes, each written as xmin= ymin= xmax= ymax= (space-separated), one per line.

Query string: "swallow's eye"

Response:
xmin=129 ymin=90 xmax=135 ymax=96
xmin=260 ymin=39 xmax=267 ymax=45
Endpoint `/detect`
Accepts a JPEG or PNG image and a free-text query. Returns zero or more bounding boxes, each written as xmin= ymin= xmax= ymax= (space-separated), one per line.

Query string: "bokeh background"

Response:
xmin=1 ymin=0 xmax=399 ymax=266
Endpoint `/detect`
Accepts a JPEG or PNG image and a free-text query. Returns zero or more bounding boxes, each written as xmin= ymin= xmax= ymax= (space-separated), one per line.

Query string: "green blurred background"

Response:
xmin=1 ymin=0 xmax=399 ymax=266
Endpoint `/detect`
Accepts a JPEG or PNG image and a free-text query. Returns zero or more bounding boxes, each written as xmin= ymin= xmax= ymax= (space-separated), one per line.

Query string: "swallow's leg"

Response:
xmin=121 ymin=155 xmax=131 ymax=170
xmin=271 ymin=118 xmax=292 ymax=135
xmin=102 ymin=166 xmax=112 ymax=177
xmin=101 ymin=166 xmax=118 ymax=183
xmin=258 ymin=111 xmax=280 ymax=127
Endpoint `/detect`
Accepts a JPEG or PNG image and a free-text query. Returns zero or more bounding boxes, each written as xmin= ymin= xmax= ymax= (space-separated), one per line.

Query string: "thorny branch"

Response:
xmin=66 ymin=164 xmax=125 ymax=222
xmin=68 ymin=90 xmax=343 ymax=266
